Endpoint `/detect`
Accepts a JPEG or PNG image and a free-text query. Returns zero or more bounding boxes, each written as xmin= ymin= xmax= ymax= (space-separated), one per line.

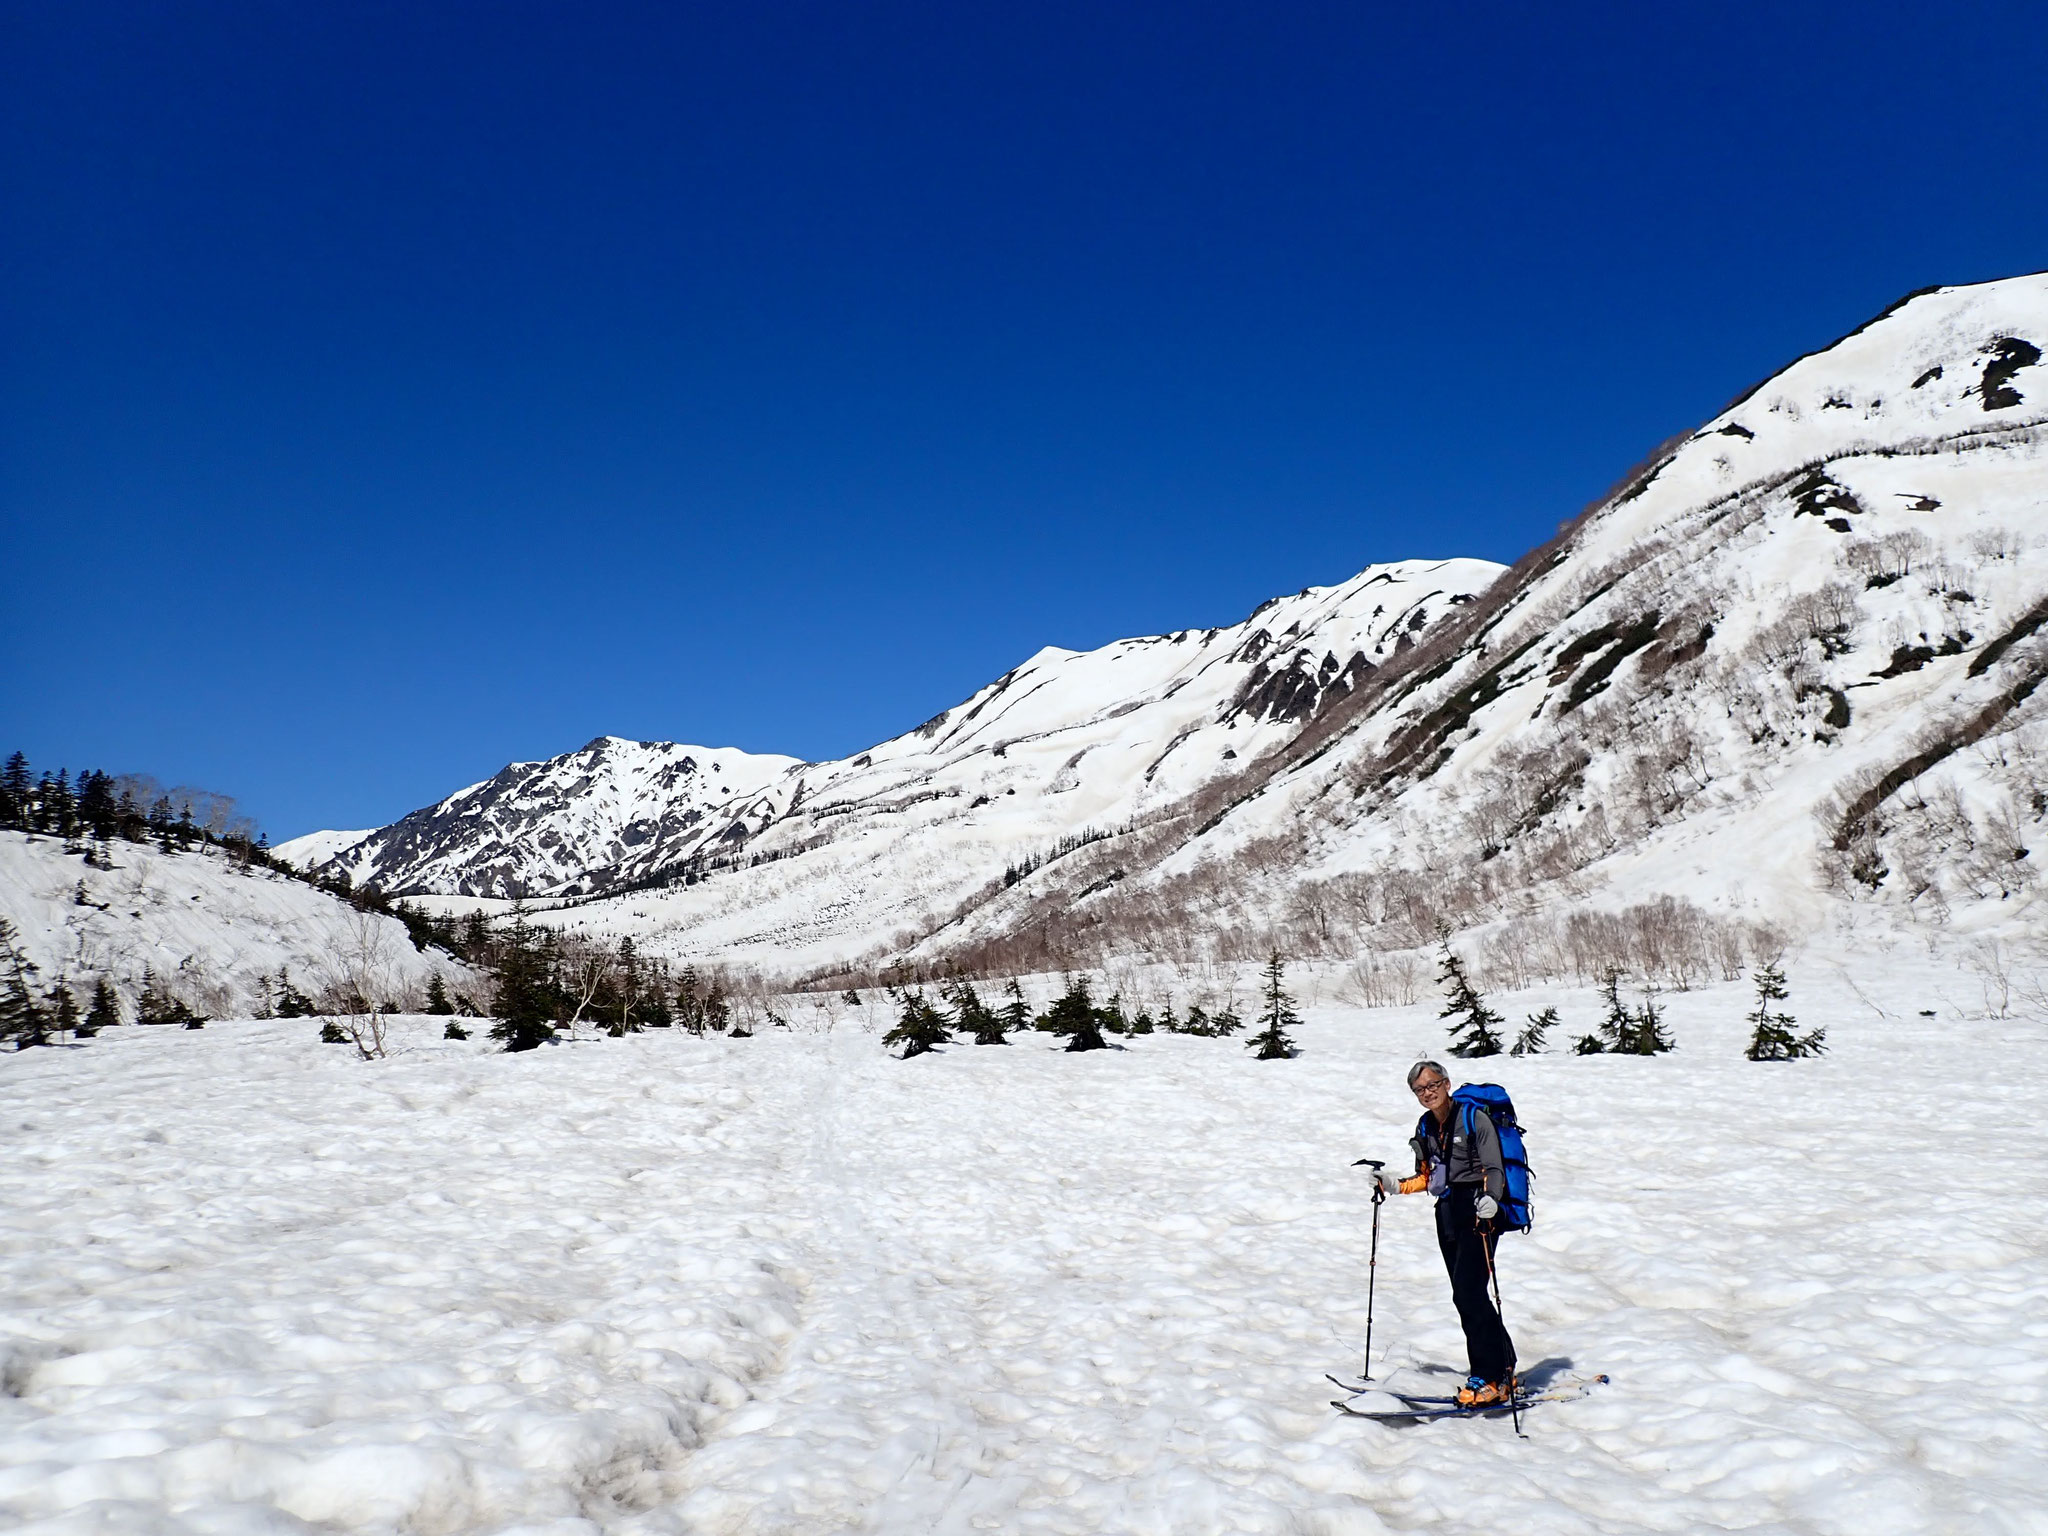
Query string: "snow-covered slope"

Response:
xmin=0 ymin=831 xmax=466 ymax=1019
xmin=268 ymin=826 xmax=373 ymax=871
xmin=955 ymin=274 xmax=2047 ymax=969
xmin=4 ymin=959 xmax=2044 ymax=1533
xmin=290 ymin=561 xmax=1501 ymax=962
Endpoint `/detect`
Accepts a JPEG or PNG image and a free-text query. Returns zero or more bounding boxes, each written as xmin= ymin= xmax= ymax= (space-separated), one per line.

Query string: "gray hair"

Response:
xmin=1406 ymin=1059 xmax=1449 ymax=1089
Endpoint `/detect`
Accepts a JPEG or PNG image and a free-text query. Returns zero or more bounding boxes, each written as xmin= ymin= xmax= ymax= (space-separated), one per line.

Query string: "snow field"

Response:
xmin=3 ymin=957 xmax=2045 ymax=1535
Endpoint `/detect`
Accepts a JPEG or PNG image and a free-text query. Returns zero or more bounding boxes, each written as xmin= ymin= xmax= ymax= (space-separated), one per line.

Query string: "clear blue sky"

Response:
xmin=6 ymin=1 xmax=2046 ymax=838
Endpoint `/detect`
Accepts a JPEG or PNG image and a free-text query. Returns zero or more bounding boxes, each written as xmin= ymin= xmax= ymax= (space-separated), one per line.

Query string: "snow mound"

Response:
xmin=0 ymin=831 xmax=465 ymax=1019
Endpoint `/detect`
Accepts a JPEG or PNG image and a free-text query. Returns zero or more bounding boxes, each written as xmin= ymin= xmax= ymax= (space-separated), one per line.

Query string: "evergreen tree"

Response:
xmin=1437 ymin=936 xmax=1504 ymax=1057
xmin=83 ymin=977 xmax=121 ymax=1034
xmin=320 ymin=1021 xmax=351 ymax=1044
xmin=1207 ymin=1005 xmax=1244 ymax=1037
xmin=135 ymin=965 xmax=202 ymax=1026
xmin=997 ymin=979 xmax=1031 ymax=1038
xmin=1128 ymin=1008 xmax=1155 ymax=1035
xmin=842 ymin=988 xmax=862 ymax=1007
xmin=47 ymin=771 xmax=78 ymax=839
xmin=78 ymin=770 xmax=118 ymax=839
xmin=1179 ymin=1004 xmax=1210 ymax=1035
xmin=1630 ymin=994 xmax=1673 ymax=1055
xmin=615 ymin=938 xmax=642 ymax=1034
xmin=0 ymin=919 xmax=47 ymax=1049
xmin=640 ymin=967 xmax=674 ymax=1028
xmin=273 ymin=968 xmax=317 ymax=1018
xmin=883 ymin=991 xmax=952 ymax=1058
xmin=1744 ymin=962 xmax=1826 ymax=1060
xmin=424 ymin=974 xmax=455 ymax=1015
xmin=1581 ymin=970 xmax=1629 ymax=1054
xmin=443 ymin=1020 xmax=470 ymax=1040
xmin=1035 ymin=975 xmax=1109 ymax=1052
xmin=1512 ymin=1006 xmax=1558 ymax=1056
xmin=1098 ymin=992 xmax=1129 ymax=1034
xmin=0 ymin=751 xmax=29 ymax=829
xmin=486 ymin=913 xmax=556 ymax=1052
xmin=949 ymin=979 xmax=1008 ymax=1044
xmin=1246 ymin=950 xmax=1300 ymax=1060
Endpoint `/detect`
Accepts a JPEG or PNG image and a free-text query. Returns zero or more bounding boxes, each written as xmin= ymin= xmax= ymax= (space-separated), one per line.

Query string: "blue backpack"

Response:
xmin=1416 ymin=1083 xmax=1533 ymax=1233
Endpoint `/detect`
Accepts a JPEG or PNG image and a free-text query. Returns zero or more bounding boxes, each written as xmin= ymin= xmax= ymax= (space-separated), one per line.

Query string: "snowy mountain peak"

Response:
xmin=288 ymin=735 xmax=807 ymax=899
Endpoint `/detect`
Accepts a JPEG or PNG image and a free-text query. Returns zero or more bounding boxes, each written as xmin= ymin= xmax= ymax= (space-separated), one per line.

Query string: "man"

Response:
xmin=1368 ymin=1059 xmax=1517 ymax=1406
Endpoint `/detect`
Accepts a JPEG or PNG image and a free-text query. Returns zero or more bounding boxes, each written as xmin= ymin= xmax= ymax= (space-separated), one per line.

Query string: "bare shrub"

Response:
xmin=1337 ymin=950 xmax=1427 ymax=1008
xmin=317 ymin=912 xmax=403 ymax=1060
xmin=1968 ymin=526 xmax=2025 ymax=563
xmin=1556 ymin=897 xmax=1762 ymax=989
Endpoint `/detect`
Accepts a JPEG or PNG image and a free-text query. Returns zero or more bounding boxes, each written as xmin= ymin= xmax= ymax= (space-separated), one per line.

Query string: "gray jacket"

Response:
xmin=1410 ymin=1101 xmax=1507 ymax=1202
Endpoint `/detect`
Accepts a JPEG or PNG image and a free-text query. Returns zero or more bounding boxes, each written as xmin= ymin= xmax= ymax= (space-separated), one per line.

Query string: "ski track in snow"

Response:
xmin=3 ymin=960 xmax=2046 ymax=1535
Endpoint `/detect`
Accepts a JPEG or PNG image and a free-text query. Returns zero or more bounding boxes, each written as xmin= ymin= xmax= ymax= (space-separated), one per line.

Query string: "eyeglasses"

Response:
xmin=1411 ymin=1078 xmax=1448 ymax=1097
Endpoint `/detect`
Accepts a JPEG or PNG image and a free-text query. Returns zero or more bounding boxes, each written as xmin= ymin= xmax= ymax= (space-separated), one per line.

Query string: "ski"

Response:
xmin=1330 ymin=1376 xmax=1607 ymax=1422
xmin=1328 ymin=1371 xmax=1607 ymax=1406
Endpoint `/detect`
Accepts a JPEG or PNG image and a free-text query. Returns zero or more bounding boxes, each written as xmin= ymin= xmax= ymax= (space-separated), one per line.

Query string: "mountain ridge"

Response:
xmin=284 ymin=273 xmax=2048 ymax=978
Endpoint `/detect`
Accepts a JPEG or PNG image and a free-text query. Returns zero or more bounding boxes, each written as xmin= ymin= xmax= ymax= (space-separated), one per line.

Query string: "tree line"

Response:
xmin=1435 ymin=933 xmax=1825 ymax=1061
xmin=881 ymin=953 xmax=1301 ymax=1060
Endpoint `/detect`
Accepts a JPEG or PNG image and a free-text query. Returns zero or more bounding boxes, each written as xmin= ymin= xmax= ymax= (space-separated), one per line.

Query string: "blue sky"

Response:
xmin=6 ymin=1 xmax=2046 ymax=838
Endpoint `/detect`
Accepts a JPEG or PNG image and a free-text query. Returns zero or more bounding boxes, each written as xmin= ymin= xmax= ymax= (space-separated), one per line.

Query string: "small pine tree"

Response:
xmin=320 ymin=1021 xmax=351 ymax=1044
xmin=951 ymin=979 xmax=1007 ymax=1044
xmin=0 ymin=751 xmax=30 ymax=829
xmin=1247 ymin=951 xmax=1300 ymax=1059
xmin=1591 ymin=970 xmax=1631 ymax=1053
xmin=273 ymin=969 xmax=317 ymax=1018
xmin=1629 ymin=994 xmax=1673 ymax=1055
xmin=1098 ymin=992 xmax=1128 ymax=1034
xmin=424 ymin=974 xmax=455 ymax=1016
xmin=82 ymin=977 xmax=120 ymax=1035
xmin=0 ymin=919 xmax=47 ymax=1049
xmin=843 ymin=988 xmax=862 ymax=1007
xmin=487 ymin=914 xmax=556 ymax=1053
xmin=1209 ymin=1006 xmax=1243 ymax=1037
xmin=443 ymin=1020 xmax=470 ymax=1040
xmin=1437 ymin=936 xmax=1504 ymax=1057
xmin=615 ymin=938 xmax=642 ymax=1034
xmin=1744 ymin=962 xmax=1825 ymax=1060
xmin=883 ymin=992 xmax=952 ymax=1058
xmin=1179 ymin=1004 xmax=1210 ymax=1035
xmin=1036 ymin=976 xmax=1109 ymax=1052
xmin=1512 ymin=1006 xmax=1558 ymax=1056
xmin=998 ymin=978 xmax=1031 ymax=1039
xmin=135 ymin=965 xmax=202 ymax=1027
xmin=1129 ymin=1008 xmax=1155 ymax=1035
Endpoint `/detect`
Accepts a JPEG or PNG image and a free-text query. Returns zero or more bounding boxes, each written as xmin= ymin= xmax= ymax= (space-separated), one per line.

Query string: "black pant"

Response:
xmin=1435 ymin=1183 xmax=1516 ymax=1383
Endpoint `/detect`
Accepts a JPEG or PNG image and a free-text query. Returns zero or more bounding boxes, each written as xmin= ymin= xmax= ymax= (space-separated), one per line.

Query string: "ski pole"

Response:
xmin=1352 ymin=1158 xmax=1386 ymax=1380
xmin=1480 ymin=1207 xmax=1523 ymax=1438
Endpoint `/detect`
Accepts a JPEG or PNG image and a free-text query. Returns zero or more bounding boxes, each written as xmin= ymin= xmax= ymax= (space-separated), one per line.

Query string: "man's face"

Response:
xmin=1412 ymin=1072 xmax=1450 ymax=1117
